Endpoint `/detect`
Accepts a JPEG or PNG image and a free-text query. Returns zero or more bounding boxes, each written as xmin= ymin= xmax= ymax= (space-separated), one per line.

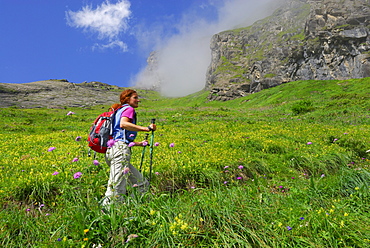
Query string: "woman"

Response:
xmin=102 ymin=89 xmax=156 ymax=206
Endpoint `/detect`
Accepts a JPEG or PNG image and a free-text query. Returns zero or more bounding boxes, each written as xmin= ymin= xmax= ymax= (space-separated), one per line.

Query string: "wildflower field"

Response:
xmin=0 ymin=78 xmax=369 ymax=247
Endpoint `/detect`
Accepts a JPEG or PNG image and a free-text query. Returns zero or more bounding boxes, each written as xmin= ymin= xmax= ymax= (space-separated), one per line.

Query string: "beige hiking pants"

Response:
xmin=102 ymin=141 xmax=149 ymax=206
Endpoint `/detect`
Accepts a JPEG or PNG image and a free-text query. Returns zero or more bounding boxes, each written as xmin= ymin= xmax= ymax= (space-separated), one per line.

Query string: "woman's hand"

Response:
xmin=148 ymin=123 xmax=156 ymax=131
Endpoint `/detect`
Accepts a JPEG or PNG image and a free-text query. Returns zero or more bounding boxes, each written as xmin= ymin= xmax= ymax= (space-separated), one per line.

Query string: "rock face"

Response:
xmin=206 ymin=0 xmax=370 ymax=101
xmin=135 ymin=51 xmax=161 ymax=91
xmin=0 ymin=79 xmax=123 ymax=108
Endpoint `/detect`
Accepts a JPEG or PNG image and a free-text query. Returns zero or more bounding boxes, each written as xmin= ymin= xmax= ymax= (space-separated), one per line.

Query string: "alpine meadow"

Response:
xmin=0 ymin=78 xmax=369 ymax=247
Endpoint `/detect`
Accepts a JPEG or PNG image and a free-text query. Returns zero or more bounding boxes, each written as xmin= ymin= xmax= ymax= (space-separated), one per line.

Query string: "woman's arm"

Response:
xmin=120 ymin=117 xmax=156 ymax=147
xmin=120 ymin=117 xmax=156 ymax=132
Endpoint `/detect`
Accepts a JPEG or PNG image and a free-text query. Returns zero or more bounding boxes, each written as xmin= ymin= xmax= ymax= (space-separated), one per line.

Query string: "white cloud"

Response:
xmin=92 ymin=40 xmax=128 ymax=52
xmin=66 ymin=0 xmax=131 ymax=51
xmin=133 ymin=0 xmax=280 ymax=97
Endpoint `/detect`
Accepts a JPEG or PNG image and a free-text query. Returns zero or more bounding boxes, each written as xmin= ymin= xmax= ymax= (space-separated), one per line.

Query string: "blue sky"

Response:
xmin=0 ymin=0 xmax=277 ymax=96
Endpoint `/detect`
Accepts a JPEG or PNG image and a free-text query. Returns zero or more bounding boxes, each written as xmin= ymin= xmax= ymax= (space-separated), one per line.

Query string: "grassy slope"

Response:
xmin=0 ymin=78 xmax=369 ymax=247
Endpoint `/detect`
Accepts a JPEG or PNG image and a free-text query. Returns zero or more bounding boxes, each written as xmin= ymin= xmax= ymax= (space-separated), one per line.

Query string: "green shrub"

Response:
xmin=291 ymin=100 xmax=314 ymax=115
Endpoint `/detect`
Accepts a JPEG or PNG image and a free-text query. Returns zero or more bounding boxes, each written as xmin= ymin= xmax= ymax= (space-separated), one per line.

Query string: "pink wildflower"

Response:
xmin=123 ymin=167 xmax=130 ymax=174
xmin=126 ymin=234 xmax=138 ymax=242
xmin=73 ymin=172 xmax=82 ymax=179
xmin=48 ymin=147 xmax=56 ymax=152
xmin=128 ymin=142 xmax=135 ymax=147
xmin=107 ymin=139 xmax=115 ymax=148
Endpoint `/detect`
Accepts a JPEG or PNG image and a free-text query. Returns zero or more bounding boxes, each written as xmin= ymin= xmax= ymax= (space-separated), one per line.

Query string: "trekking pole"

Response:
xmin=148 ymin=118 xmax=156 ymax=182
xmin=139 ymin=133 xmax=149 ymax=172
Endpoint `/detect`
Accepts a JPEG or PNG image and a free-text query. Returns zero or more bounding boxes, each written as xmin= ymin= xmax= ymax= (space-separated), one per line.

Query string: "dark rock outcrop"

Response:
xmin=0 ymin=80 xmax=123 ymax=108
xmin=206 ymin=0 xmax=370 ymax=101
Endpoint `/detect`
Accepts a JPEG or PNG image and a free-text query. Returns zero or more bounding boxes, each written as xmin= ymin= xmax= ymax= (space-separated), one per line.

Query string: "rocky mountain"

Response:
xmin=2 ymin=0 xmax=369 ymax=106
xmin=135 ymin=51 xmax=162 ymax=92
xmin=0 ymin=79 xmax=124 ymax=108
xmin=206 ymin=0 xmax=370 ymax=100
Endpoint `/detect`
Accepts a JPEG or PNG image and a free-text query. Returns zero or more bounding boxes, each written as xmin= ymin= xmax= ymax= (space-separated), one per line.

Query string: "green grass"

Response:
xmin=0 ymin=78 xmax=369 ymax=247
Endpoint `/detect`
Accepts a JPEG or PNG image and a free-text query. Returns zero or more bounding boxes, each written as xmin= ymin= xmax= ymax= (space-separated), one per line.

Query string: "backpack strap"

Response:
xmin=110 ymin=104 xmax=130 ymax=136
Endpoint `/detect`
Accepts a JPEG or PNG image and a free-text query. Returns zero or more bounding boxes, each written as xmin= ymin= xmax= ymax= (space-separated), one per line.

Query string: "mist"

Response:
xmin=133 ymin=0 xmax=282 ymax=97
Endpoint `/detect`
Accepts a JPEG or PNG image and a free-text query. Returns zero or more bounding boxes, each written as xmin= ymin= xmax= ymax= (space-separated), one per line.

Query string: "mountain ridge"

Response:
xmin=2 ymin=0 xmax=370 ymax=107
xmin=0 ymin=79 xmax=125 ymax=108
xmin=205 ymin=0 xmax=370 ymax=100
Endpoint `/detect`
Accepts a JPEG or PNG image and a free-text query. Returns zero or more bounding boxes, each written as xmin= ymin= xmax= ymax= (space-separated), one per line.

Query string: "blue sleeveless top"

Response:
xmin=111 ymin=104 xmax=137 ymax=143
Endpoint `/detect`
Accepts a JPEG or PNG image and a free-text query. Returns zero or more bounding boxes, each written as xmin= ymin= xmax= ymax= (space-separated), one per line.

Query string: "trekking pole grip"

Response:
xmin=151 ymin=118 xmax=156 ymax=124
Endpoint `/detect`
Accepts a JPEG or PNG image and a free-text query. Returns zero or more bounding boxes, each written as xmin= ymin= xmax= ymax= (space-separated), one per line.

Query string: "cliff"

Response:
xmin=206 ymin=0 xmax=370 ymax=100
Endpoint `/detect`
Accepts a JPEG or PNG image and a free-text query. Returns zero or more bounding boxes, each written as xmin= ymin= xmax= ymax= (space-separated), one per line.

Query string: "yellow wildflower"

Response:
xmin=180 ymin=224 xmax=188 ymax=230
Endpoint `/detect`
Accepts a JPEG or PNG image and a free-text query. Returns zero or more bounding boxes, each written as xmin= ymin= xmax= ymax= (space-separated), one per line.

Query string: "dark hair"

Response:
xmin=120 ymin=89 xmax=137 ymax=105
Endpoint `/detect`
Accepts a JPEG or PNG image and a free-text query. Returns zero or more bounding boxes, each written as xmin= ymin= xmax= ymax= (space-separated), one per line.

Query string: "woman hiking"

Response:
xmin=102 ymin=89 xmax=156 ymax=206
